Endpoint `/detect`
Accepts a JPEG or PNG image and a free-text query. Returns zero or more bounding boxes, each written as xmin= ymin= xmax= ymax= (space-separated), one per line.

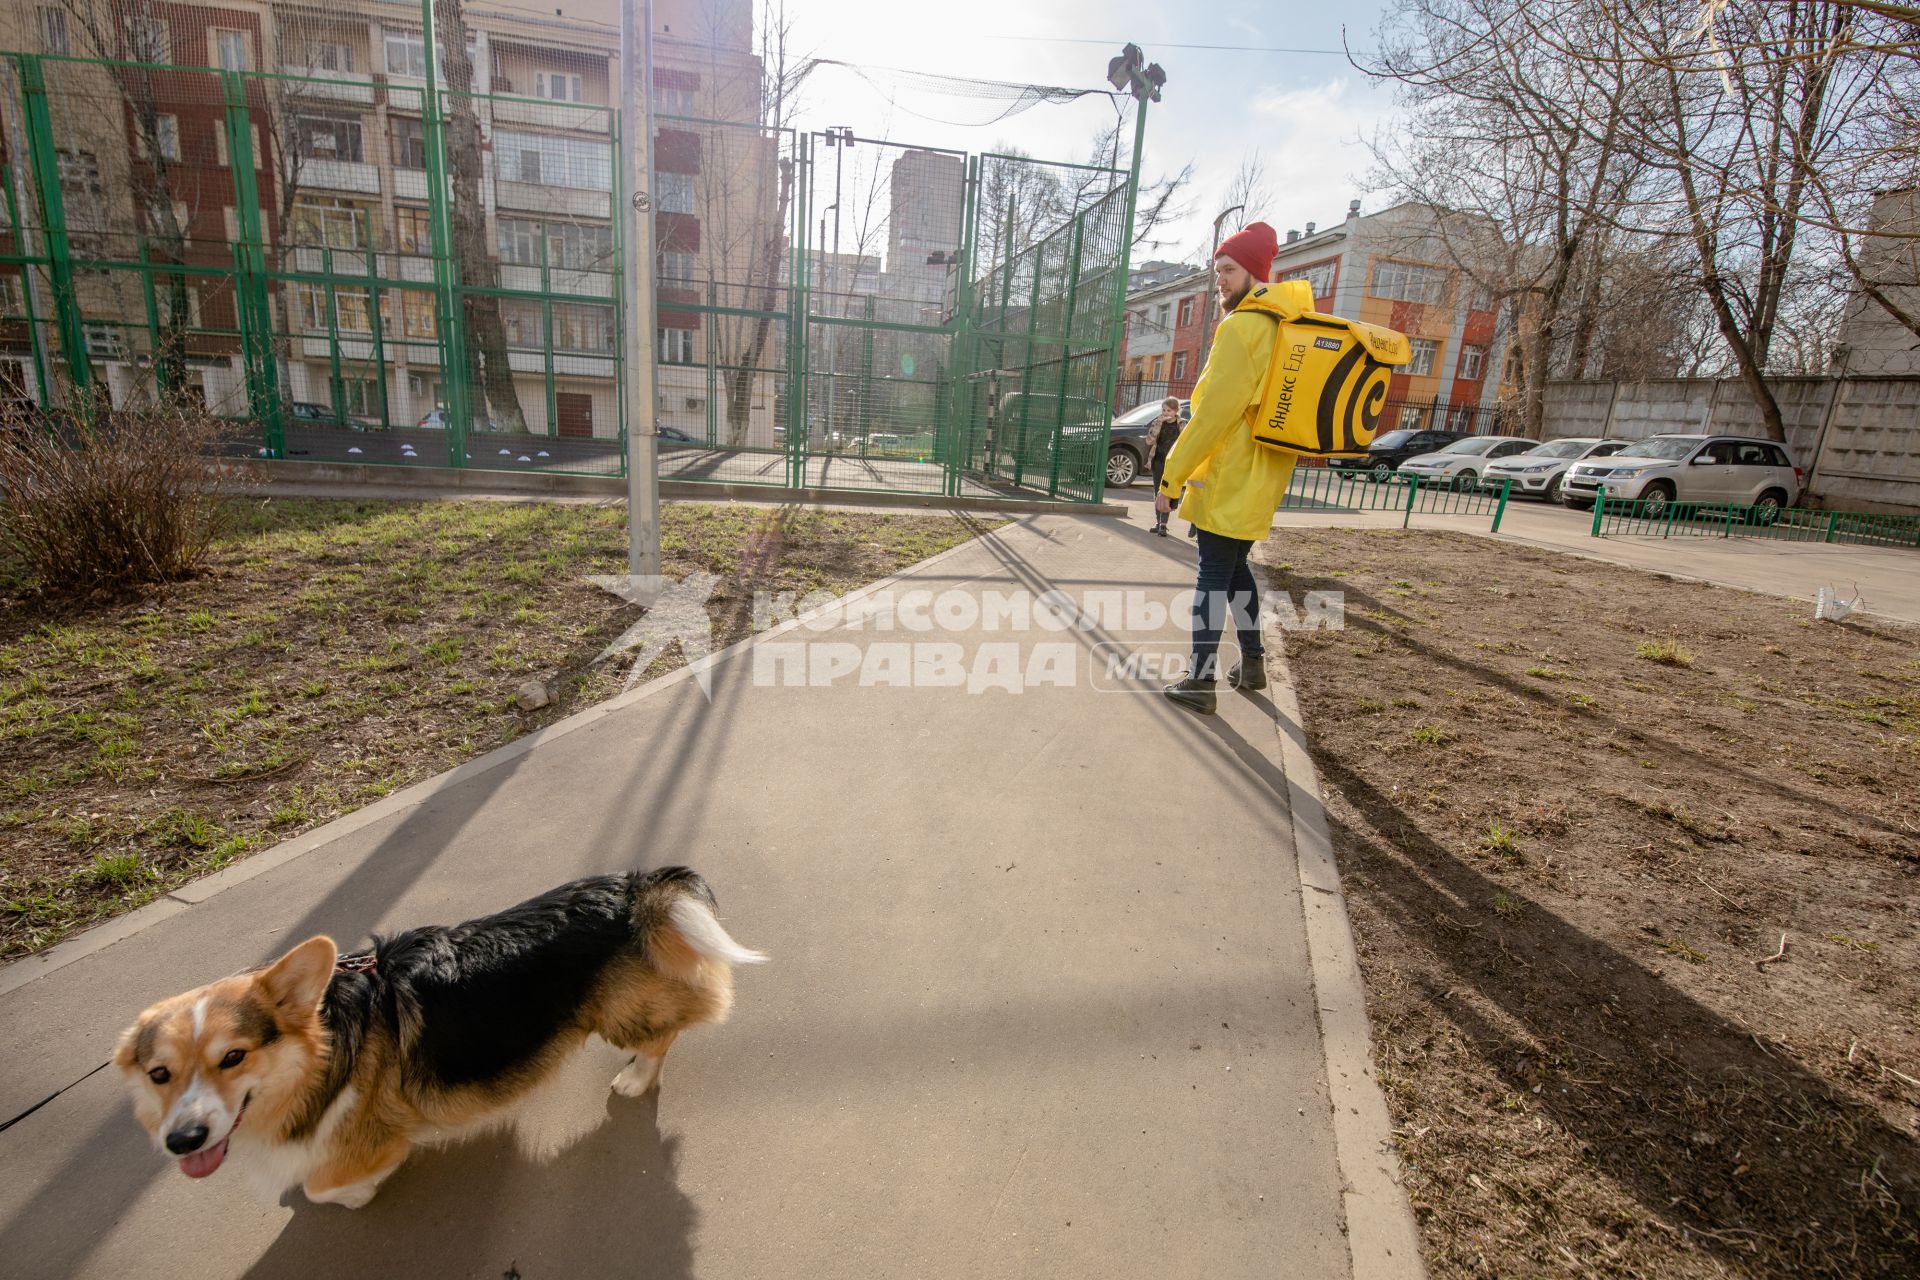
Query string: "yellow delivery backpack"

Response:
xmin=1237 ymin=280 xmax=1413 ymax=458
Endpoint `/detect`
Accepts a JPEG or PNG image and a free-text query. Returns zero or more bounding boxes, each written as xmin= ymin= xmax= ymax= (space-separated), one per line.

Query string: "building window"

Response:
xmin=1282 ymin=260 xmax=1337 ymax=299
xmin=497 ymin=218 xmax=613 ymax=270
xmin=126 ymin=17 xmax=169 ymax=63
xmin=1150 ymin=355 xmax=1164 ymax=381
xmin=390 ymin=118 xmax=427 ymax=170
xmin=0 ymin=274 xmax=25 ymax=316
xmin=1370 ymin=260 xmax=1448 ymax=305
xmin=306 ymin=41 xmax=355 ymax=73
xmin=402 ymin=291 xmax=437 ymax=338
xmin=56 ymin=151 xmax=104 ymax=240
xmin=38 ymin=7 xmax=69 ymax=54
xmin=658 ymin=249 xmax=697 ymax=285
xmin=84 ymin=324 xmax=125 ymax=358
xmin=494 ymin=131 xmax=611 ymax=190
xmin=291 ymin=200 xmax=368 ymax=249
xmin=137 ymin=115 xmax=182 ymax=163
xmin=386 ymin=32 xmax=427 ymax=79
xmin=395 ymin=207 xmax=431 ymax=253
xmin=1459 ymin=343 xmax=1488 ymax=380
xmin=553 ymin=302 xmax=615 ymax=352
xmin=1156 ymin=302 xmax=1171 ymax=331
xmin=658 ymin=326 xmax=694 ymax=364
xmin=1177 ymin=298 xmax=1194 ymax=327
xmin=1407 ymin=338 xmax=1441 ymax=376
xmin=295 ymin=113 xmax=364 ymax=163
xmin=213 ymin=29 xmax=250 ymax=72
xmin=655 ymin=171 xmax=695 ymax=214
xmin=654 ymin=85 xmax=696 ymax=116
xmin=343 ymin=376 xmax=380 ymax=417
xmin=297 ymin=285 xmax=386 ymax=334
xmin=534 ymin=71 xmax=584 ymax=103
xmin=1172 ymin=351 xmax=1188 ymax=382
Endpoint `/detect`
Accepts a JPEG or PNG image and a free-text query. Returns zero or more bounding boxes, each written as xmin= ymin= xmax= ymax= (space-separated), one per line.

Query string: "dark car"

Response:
xmin=1328 ymin=428 xmax=1470 ymax=482
xmin=1096 ymin=398 xmax=1191 ymax=487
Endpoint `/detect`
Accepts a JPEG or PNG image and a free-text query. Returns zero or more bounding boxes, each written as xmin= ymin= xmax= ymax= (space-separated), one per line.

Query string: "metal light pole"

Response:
xmin=1094 ymin=44 xmax=1163 ymax=499
xmin=1196 ymin=201 xmax=1244 ymax=372
xmin=621 ymin=0 xmax=662 ymax=576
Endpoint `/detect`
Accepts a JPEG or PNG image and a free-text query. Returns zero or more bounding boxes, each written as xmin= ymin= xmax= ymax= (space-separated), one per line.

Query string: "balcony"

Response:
xmin=300 ymin=160 xmax=382 ymax=195
xmin=278 ymin=68 xmax=375 ymax=107
xmin=393 ymin=169 xmax=428 ymax=202
xmin=499 ymin=264 xmax=615 ymax=298
xmin=495 ymin=181 xmax=609 ymax=219
xmin=490 ymin=95 xmax=610 ymax=134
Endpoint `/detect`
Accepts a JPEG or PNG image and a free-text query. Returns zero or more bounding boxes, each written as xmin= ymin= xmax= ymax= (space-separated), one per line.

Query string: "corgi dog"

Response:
xmin=114 ymin=867 xmax=765 ymax=1208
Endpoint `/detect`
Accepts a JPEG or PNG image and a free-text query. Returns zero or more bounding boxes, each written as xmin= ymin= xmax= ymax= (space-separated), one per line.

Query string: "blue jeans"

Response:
xmin=1189 ymin=528 xmax=1262 ymax=682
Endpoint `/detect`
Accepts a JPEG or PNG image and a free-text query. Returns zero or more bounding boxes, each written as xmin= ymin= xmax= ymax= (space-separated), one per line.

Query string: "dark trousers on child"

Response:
xmin=1190 ymin=527 xmax=1262 ymax=682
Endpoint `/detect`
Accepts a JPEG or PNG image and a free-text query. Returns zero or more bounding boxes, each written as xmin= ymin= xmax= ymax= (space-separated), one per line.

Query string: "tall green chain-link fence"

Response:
xmin=0 ymin=28 xmax=1131 ymax=502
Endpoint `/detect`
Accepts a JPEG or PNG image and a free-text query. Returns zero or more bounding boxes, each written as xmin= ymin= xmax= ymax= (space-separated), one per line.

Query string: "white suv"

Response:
xmin=1561 ymin=434 xmax=1803 ymax=521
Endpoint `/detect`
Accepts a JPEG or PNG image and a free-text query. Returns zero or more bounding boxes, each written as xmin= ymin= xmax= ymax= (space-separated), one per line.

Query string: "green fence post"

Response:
xmin=417 ymin=68 xmax=468 ymax=467
xmin=363 ymin=212 xmax=390 ymax=428
xmin=1723 ymin=503 xmax=1736 ymax=539
xmin=17 ymin=54 xmax=91 ymax=403
xmin=541 ymin=233 xmax=556 ymax=440
xmin=1824 ymin=510 xmax=1838 ymax=544
xmin=1403 ymin=474 xmax=1420 ymax=529
xmin=136 ymin=238 xmax=164 ymax=400
xmin=1491 ymin=478 xmax=1511 ymax=532
xmin=1046 ymin=214 xmax=1086 ymax=499
xmin=0 ymin=157 xmax=53 ymax=407
xmin=1590 ymin=488 xmax=1605 ymax=537
xmin=222 ymin=70 xmax=280 ymax=454
xmin=322 ymin=247 xmax=344 ymax=420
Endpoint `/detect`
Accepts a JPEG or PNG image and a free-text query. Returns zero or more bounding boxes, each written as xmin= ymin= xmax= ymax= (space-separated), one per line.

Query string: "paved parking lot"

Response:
xmin=1103 ymin=480 xmax=1920 ymax=625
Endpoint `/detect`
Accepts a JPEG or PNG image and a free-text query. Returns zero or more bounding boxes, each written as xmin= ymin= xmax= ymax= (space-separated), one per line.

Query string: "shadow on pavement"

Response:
xmin=244 ymin=1092 xmax=696 ymax=1280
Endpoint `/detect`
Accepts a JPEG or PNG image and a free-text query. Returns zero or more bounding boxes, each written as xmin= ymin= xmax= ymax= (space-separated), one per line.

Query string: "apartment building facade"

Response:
xmin=1268 ymin=199 xmax=1512 ymax=430
xmin=1115 ymin=265 xmax=1206 ymax=409
xmin=0 ymin=0 xmax=773 ymax=440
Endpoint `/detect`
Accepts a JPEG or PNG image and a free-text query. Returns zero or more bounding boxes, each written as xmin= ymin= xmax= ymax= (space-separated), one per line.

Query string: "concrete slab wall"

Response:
xmin=1541 ymin=375 xmax=1920 ymax=513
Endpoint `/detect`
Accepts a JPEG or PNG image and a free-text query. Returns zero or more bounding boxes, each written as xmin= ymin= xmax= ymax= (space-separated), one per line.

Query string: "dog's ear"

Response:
xmin=258 ymin=936 xmax=338 ymax=1016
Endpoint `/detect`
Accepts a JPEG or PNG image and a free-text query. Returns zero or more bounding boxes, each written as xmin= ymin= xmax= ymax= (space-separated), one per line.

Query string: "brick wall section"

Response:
xmin=1541 ymin=376 xmax=1920 ymax=513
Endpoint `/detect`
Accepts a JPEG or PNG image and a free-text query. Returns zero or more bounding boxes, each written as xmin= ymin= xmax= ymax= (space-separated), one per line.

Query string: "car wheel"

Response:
xmin=1544 ymin=474 xmax=1563 ymax=503
xmin=1370 ymin=461 xmax=1392 ymax=483
xmin=1106 ymin=447 xmax=1139 ymax=487
xmin=1639 ymin=480 xmax=1675 ymax=517
xmin=1452 ymin=469 xmax=1478 ymax=492
xmin=1753 ymin=488 xmax=1787 ymax=525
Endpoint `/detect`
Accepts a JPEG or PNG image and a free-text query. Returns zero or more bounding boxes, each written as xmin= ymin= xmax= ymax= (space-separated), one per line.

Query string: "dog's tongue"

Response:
xmin=179 ymin=1138 xmax=229 ymax=1179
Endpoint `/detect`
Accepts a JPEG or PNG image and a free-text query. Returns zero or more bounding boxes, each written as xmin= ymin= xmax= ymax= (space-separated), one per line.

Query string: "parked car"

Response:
xmin=286 ymin=401 xmax=381 ymax=431
xmin=1478 ymin=437 xmax=1631 ymax=502
xmin=1096 ymin=398 xmax=1191 ymax=487
xmin=1560 ymin=434 xmax=1804 ymax=520
xmin=1328 ymin=428 xmax=1470 ymax=482
xmin=657 ymin=426 xmax=695 ymax=445
xmin=1394 ymin=435 xmax=1537 ymax=490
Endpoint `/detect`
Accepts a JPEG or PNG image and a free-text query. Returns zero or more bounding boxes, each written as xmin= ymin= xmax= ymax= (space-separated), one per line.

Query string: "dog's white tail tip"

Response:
xmin=668 ymin=898 xmax=768 ymax=966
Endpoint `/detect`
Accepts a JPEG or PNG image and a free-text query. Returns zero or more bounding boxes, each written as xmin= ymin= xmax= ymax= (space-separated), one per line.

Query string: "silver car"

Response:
xmin=1480 ymin=437 xmax=1631 ymax=502
xmin=1561 ymin=434 xmax=1803 ymax=521
xmin=1395 ymin=435 xmax=1538 ymax=491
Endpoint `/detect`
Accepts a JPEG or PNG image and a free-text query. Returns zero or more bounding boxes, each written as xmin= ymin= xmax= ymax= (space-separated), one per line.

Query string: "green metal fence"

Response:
xmin=1281 ymin=465 xmax=1516 ymax=530
xmin=1589 ymin=494 xmax=1920 ymax=548
xmin=0 ymin=47 xmax=1130 ymax=503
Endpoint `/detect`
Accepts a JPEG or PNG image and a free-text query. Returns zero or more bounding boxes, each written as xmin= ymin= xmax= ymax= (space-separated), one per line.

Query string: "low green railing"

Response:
xmin=1589 ymin=492 xmax=1920 ymax=548
xmin=1280 ymin=465 xmax=1515 ymax=530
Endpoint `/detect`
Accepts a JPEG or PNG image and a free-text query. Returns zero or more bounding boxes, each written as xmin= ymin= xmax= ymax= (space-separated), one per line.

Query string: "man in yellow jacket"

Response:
xmin=1154 ymin=221 xmax=1294 ymax=715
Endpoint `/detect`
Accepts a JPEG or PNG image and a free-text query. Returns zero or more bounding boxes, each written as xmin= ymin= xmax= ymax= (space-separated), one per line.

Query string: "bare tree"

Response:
xmin=1362 ymin=0 xmax=1662 ymax=433
xmin=55 ymin=0 xmax=196 ymax=400
xmin=429 ymin=0 xmax=525 ymax=432
xmin=1530 ymin=0 xmax=1899 ymax=437
xmin=690 ymin=0 xmax=811 ymax=445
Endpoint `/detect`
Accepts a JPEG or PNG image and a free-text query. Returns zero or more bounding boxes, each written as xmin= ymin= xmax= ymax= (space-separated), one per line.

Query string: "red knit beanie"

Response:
xmin=1216 ymin=221 xmax=1277 ymax=283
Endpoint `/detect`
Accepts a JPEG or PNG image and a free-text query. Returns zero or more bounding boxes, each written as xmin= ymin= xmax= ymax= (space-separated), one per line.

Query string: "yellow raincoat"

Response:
xmin=1155 ymin=290 xmax=1299 ymax=542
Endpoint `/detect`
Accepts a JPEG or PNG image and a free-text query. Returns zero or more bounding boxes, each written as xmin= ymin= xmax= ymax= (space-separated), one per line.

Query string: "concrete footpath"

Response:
xmin=0 ymin=515 xmax=1419 ymax=1279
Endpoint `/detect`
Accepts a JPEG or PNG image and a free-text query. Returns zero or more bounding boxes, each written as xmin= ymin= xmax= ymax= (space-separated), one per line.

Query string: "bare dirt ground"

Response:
xmin=1264 ymin=528 xmax=1919 ymax=1278
xmin=0 ymin=498 xmax=994 ymax=958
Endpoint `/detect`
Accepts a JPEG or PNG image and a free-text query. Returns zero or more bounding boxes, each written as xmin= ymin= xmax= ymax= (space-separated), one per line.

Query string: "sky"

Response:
xmin=778 ymin=0 xmax=1403 ymax=267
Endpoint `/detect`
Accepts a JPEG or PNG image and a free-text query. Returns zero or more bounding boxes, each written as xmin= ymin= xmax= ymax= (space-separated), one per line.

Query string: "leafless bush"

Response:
xmin=0 ymin=397 xmax=237 ymax=597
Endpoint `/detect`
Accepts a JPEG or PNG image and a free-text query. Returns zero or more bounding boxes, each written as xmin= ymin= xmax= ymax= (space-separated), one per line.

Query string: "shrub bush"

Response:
xmin=0 ymin=398 xmax=236 ymax=596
